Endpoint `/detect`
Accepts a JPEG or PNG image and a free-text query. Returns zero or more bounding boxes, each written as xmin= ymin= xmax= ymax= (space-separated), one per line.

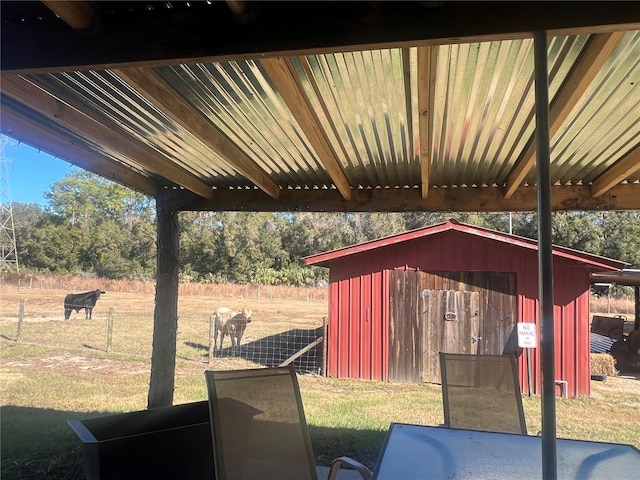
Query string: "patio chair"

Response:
xmin=205 ymin=365 xmax=372 ymax=480
xmin=439 ymin=352 xmax=527 ymax=435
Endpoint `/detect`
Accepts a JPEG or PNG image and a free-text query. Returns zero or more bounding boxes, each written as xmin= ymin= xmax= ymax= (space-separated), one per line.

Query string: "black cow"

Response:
xmin=64 ymin=290 xmax=105 ymax=320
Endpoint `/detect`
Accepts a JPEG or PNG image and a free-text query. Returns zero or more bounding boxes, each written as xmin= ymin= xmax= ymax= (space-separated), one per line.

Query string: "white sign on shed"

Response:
xmin=517 ymin=322 xmax=537 ymax=349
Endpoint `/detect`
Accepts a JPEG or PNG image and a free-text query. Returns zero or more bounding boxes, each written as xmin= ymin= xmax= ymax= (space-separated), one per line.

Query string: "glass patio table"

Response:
xmin=372 ymin=423 xmax=640 ymax=480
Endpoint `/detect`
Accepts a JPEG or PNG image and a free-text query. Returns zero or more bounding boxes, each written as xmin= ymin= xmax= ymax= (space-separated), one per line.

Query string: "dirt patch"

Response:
xmin=4 ymin=352 xmax=150 ymax=376
xmin=597 ymin=372 xmax=640 ymax=394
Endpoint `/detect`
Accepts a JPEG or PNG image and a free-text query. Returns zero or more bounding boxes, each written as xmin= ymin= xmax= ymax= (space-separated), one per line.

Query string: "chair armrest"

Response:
xmin=327 ymin=456 xmax=372 ymax=480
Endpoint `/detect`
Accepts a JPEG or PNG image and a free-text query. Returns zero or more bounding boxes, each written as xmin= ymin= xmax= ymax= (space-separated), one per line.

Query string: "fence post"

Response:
xmin=208 ymin=315 xmax=215 ymax=365
xmin=17 ymin=299 xmax=25 ymax=342
xmin=106 ymin=307 xmax=114 ymax=353
xmin=17 ymin=279 xmax=21 ymax=291
xmin=322 ymin=316 xmax=328 ymax=377
xmin=257 ymin=286 xmax=261 ymax=300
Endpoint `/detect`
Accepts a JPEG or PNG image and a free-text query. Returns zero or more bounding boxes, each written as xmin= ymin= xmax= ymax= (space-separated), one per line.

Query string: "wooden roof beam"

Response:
xmin=4 ymin=2 xmax=640 ymax=73
xmin=261 ymin=57 xmax=352 ymax=201
xmin=417 ymin=46 xmax=438 ymax=199
xmin=592 ymin=144 xmax=640 ymax=197
xmin=113 ymin=66 xmax=280 ymax=199
xmin=177 ymin=183 xmax=640 ymax=213
xmin=504 ymin=31 xmax=627 ymax=199
xmin=1 ymin=104 xmax=157 ymax=196
xmin=0 ymin=73 xmax=213 ymax=199
xmin=224 ymin=1 xmax=258 ymax=24
xmin=42 ymin=1 xmax=94 ymax=30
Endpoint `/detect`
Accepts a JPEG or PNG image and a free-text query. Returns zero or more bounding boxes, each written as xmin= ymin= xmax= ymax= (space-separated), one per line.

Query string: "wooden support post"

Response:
xmin=209 ymin=315 xmax=215 ymax=365
xmin=322 ymin=316 xmax=328 ymax=377
xmin=635 ymin=286 xmax=639 ymax=331
xmin=17 ymin=299 xmax=25 ymax=342
xmin=147 ymin=191 xmax=179 ymax=409
xmin=107 ymin=307 xmax=114 ymax=353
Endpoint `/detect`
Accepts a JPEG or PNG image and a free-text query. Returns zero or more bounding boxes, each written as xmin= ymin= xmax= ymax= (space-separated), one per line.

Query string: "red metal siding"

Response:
xmin=361 ymin=273 xmax=372 ymax=380
xmin=381 ymin=270 xmax=389 ymax=381
xmin=325 ymin=230 xmax=595 ymax=398
xmin=327 ymin=257 xmax=390 ymax=381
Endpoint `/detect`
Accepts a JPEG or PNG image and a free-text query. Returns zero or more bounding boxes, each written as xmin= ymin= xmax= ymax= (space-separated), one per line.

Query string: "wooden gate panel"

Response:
xmin=421 ymin=289 xmax=480 ymax=383
xmin=389 ymin=270 xmax=516 ymax=384
xmin=482 ymin=274 xmax=518 ymax=355
xmin=389 ymin=271 xmax=422 ymax=383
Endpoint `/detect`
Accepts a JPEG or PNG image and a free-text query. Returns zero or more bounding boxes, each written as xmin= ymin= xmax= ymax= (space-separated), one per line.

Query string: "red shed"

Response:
xmin=304 ymin=220 xmax=627 ymax=398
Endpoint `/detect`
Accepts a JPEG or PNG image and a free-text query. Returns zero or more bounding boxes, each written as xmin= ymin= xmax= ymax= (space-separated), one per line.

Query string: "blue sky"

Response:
xmin=2 ymin=135 xmax=77 ymax=205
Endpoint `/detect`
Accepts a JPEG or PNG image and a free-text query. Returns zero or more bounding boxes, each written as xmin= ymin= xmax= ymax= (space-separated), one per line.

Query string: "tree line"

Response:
xmin=10 ymin=171 xmax=640 ymax=288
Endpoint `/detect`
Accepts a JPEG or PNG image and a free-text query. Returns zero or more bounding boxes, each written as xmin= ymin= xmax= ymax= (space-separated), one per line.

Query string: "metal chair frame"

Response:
xmin=205 ymin=365 xmax=372 ymax=480
xmin=439 ymin=352 xmax=527 ymax=435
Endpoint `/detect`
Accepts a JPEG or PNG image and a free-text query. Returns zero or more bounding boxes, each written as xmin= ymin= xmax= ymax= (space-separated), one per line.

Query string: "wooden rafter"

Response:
xmin=592 ymin=144 xmax=640 ymax=197
xmin=225 ymin=1 xmax=249 ymax=17
xmin=113 ymin=67 xmax=280 ymax=199
xmin=42 ymin=1 xmax=94 ymax=30
xmin=0 ymin=104 xmax=157 ymax=196
xmin=224 ymin=0 xmax=257 ymax=23
xmin=504 ymin=32 xmax=627 ymax=199
xmin=401 ymin=48 xmax=415 ymax=185
xmin=417 ymin=46 xmax=438 ymax=199
xmin=261 ymin=57 xmax=352 ymax=201
xmin=0 ymin=73 xmax=213 ymax=199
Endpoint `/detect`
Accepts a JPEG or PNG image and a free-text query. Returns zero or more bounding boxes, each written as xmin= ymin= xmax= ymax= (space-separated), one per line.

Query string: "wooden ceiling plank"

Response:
xmin=261 ymin=57 xmax=352 ymax=201
xmin=1 ymin=105 xmax=157 ymax=196
xmin=178 ymin=184 xmax=640 ymax=213
xmin=113 ymin=66 xmax=280 ymax=199
xmin=592 ymin=144 xmax=640 ymax=197
xmin=0 ymin=73 xmax=213 ymax=199
xmin=417 ymin=46 xmax=437 ymax=199
xmin=42 ymin=1 xmax=94 ymax=30
xmin=504 ymin=32 xmax=627 ymax=199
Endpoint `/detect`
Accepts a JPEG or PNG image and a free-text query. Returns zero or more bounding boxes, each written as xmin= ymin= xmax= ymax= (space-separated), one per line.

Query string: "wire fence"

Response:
xmin=1 ymin=290 xmax=328 ymax=377
xmin=207 ymin=319 xmax=327 ymax=375
xmin=0 ymin=272 xmax=328 ymax=302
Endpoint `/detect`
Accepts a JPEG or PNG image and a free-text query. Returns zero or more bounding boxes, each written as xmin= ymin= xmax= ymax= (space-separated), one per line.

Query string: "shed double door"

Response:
xmin=389 ymin=270 xmax=517 ymax=384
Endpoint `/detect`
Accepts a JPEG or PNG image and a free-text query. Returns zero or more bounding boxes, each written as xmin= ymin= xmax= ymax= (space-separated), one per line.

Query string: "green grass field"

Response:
xmin=1 ymin=282 xmax=639 ymax=479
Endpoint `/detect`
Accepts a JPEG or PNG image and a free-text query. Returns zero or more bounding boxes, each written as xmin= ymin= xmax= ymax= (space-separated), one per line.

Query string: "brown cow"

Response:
xmin=213 ymin=307 xmax=252 ymax=351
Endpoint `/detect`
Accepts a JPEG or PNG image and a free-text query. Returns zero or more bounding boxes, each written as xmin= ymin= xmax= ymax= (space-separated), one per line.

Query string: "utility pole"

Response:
xmin=0 ymin=138 xmax=19 ymax=272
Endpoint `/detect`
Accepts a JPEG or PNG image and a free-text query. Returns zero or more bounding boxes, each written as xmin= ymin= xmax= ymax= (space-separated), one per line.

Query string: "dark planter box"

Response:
xmin=67 ymin=400 xmax=215 ymax=480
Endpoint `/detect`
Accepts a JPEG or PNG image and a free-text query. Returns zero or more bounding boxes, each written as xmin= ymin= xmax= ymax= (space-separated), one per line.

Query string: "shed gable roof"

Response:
xmin=303 ymin=220 xmax=628 ymax=272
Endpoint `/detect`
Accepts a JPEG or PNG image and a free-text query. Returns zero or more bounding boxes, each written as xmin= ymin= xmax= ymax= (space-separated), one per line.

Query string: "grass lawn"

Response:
xmin=1 ymin=282 xmax=639 ymax=479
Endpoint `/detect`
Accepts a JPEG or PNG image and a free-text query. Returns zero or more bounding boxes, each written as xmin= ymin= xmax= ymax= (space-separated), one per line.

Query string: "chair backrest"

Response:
xmin=439 ymin=352 xmax=527 ymax=435
xmin=205 ymin=365 xmax=318 ymax=480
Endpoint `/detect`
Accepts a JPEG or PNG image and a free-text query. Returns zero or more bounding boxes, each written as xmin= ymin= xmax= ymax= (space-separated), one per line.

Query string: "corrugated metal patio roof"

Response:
xmin=1 ymin=1 xmax=639 ymax=213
